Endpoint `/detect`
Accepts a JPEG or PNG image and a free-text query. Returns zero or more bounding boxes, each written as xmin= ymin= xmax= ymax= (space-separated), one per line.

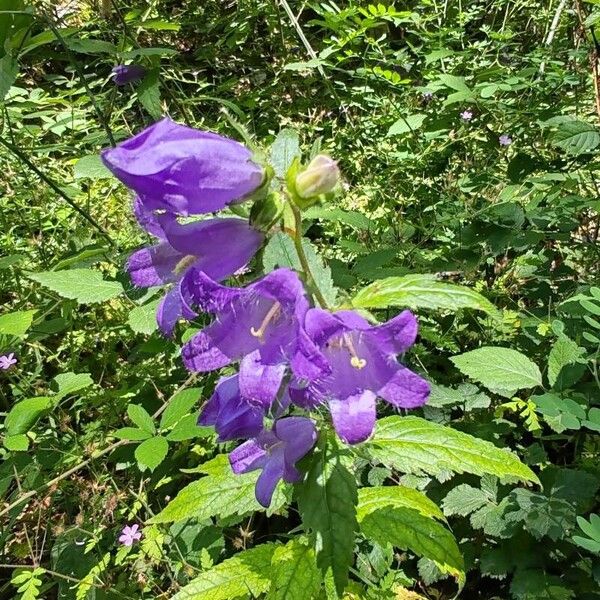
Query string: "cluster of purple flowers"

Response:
xmin=102 ymin=118 xmax=430 ymax=506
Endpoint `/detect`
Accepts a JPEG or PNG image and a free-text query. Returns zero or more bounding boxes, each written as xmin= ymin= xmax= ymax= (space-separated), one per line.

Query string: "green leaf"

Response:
xmin=437 ymin=73 xmax=471 ymax=92
xmin=112 ymin=427 xmax=152 ymax=441
xmin=510 ymin=569 xmax=575 ymax=600
xmin=5 ymin=397 xmax=53 ymax=435
xmin=165 ymin=414 xmax=212 ymax=441
xmin=0 ymin=53 xmax=18 ymax=100
xmin=28 ymin=269 xmax=123 ymax=304
xmin=270 ymin=129 xmax=300 ymax=178
xmin=0 ymin=253 xmax=26 ymax=269
xmin=547 ymin=336 xmax=584 ymax=388
xmin=551 ymin=120 xmax=600 ymax=155
xmin=357 ymin=486 xmax=446 ymax=522
xmin=366 ymin=416 xmax=539 ymax=483
xmin=303 ymin=206 xmax=371 ymax=230
xmin=352 ymin=274 xmax=498 ymax=316
xmin=387 ymin=113 xmax=426 ymax=136
xmin=262 ymin=232 xmax=337 ymax=306
xmin=127 ymin=300 xmax=160 ymax=335
xmin=4 ymin=434 xmax=29 ymax=451
xmin=296 ymin=435 xmax=358 ymax=595
xmin=442 ymin=484 xmax=491 ymax=517
xmin=127 ymin=404 xmax=156 ymax=434
xmin=0 ymin=309 xmax=36 ymax=337
xmin=73 ymin=155 xmax=112 ymax=180
xmin=532 ymin=393 xmax=585 ymax=433
xmin=171 ymin=543 xmax=276 ymax=600
xmin=135 ymin=436 xmax=168 ymax=472
xmin=121 ymin=47 xmax=178 ymax=59
xmin=451 ymin=346 xmax=542 ymax=397
xmin=151 ymin=455 xmax=286 ymax=523
xmin=53 ymin=372 xmax=93 ymax=400
xmin=267 ymin=539 xmax=321 ymax=600
xmin=137 ymin=69 xmax=162 ymax=120
xmin=160 ymin=388 xmax=201 ymax=429
xmin=357 ymin=497 xmax=464 ymax=584
xmin=64 ymin=38 xmax=116 ymax=54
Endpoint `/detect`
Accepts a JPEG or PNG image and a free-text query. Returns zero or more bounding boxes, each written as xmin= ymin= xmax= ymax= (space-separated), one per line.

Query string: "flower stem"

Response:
xmin=291 ymin=203 xmax=329 ymax=309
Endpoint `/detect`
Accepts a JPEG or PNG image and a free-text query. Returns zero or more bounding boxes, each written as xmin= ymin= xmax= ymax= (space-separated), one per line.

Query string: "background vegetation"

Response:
xmin=1 ymin=0 xmax=599 ymax=598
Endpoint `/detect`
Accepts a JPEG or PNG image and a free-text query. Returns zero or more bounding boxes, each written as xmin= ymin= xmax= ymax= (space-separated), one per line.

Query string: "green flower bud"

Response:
xmin=294 ymin=155 xmax=339 ymax=199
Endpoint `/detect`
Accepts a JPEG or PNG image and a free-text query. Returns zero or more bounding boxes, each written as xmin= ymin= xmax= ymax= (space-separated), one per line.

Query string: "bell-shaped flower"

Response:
xmin=198 ymin=352 xmax=287 ymax=441
xmin=111 ymin=64 xmax=145 ymax=86
xmin=102 ymin=117 xmax=265 ymax=215
xmin=301 ymin=309 xmax=430 ymax=444
xmin=128 ymin=199 xmax=263 ymax=336
xmin=229 ymin=416 xmax=317 ymax=507
xmin=182 ymin=268 xmax=327 ymax=376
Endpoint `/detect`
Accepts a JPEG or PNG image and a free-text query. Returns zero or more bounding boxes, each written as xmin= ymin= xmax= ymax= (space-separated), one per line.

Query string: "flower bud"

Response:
xmin=294 ymin=155 xmax=339 ymax=199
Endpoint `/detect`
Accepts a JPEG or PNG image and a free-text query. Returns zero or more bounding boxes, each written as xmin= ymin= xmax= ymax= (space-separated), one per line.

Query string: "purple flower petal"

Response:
xmin=254 ymin=448 xmax=285 ymax=507
xmin=102 ymin=118 xmax=264 ymax=215
xmin=378 ymin=365 xmax=431 ymax=409
xmin=275 ymin=416 xmax=317 ymax=464
xmin=127 ymin=243 xmax=182 ymax=288
xmin=239 ymin=352 xmax=286 ymax=408
xmin=229 ymin=438 xmax=269 ymax=474
xmin=156 ymin=287 xmax=184 ymax=336
xmin=328 ymin=391 xmax=377 ymax=444
xmin=112 ymin=64 xmax=146 ymax=86
xmin=370 ymin=309 xmax=418 ymax=356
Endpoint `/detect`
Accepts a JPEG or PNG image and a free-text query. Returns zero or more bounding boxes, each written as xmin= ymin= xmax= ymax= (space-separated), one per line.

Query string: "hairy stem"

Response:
xmin=291 ymin=203 xmax=329 ymax=308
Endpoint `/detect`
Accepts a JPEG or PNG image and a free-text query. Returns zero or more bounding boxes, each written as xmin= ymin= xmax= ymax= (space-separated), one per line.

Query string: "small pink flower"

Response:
xmin=118 ymin=524 xmax=142 ymax=546
xmin=0 ymin=353 xmax=17 ymax=370
xmin=499 ymin=134 xmax=512 ymax=146
xmin=460 ymin=110 xmax=473 ymax=121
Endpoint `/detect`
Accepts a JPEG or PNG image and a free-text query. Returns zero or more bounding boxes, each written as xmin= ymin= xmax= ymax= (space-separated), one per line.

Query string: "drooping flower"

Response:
xmin=229 ymin=416 xmax=317 ymax=507
xmin=101 ymin=118 xmax=265 ymax=215
xmin=111 ymin=64 xmax=146 ymax=86
xmin=128 ymin=199 xmax=263 ymax=335
xmin=118 ymin=524 xmax=142 ymax=546
xmin=198 ymin=352 xmax=286 ymax=441
xmin=460 ymin=110 xmax=473 ymax=121
xmin=499 ymin=134 xmax=512 ymax=146
xmin=182 ymin=268 xmax=326 ymax=377
xmin=295 ymin=155 xmax=340 ymax=199
xmin=0 ymin=353 xmax=17 ymax=370
xmin=300 ymin=309 xmax=430 ymax=445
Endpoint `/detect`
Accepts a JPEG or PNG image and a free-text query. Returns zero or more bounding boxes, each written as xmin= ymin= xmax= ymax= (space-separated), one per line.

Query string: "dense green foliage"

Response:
xmin=1 ymin=0 xmax=600 ymax=598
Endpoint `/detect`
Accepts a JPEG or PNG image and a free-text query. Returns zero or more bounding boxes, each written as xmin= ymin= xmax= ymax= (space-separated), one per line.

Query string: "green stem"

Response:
xmin=291 ymin=204 xmax=329 ymax=308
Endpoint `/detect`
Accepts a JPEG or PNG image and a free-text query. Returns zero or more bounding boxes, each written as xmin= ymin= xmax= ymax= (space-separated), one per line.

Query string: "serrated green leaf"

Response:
xmin=160 ymin=388 xmax=201 ymax=429
xmin=270 ymin=129 xmax=300 ymax=178
xmin=387 ymin=113 xmax=426 ymax=136
xmin=0 ymin=309 xmax=36 ymax=337
xmin=442 ymin=484 xmax=491 ymax=517
xmin=267 ymin=539 xmax=321 ymax=600
xmin=73 ymin=155 xmax=112 ymax=180
xmin=547 ymin=336 xmax=584 ymax=388
xmin=128 ymin=300 xmax=160 ymax=335
xmin=127 ymin=404 xmax=156 ymax=434
xmin=28 ymin=269 xmax=123 ymax=304
xmin=352 ymin=274 xmax=498 ymax=316
xmin=357 ymin=502 xmax=464 ymax=584
xmin=165 ymin=414 xmax=212 ymax=441
xmin=357 ymin=486 xmax=446 ymax=522
xmin=551 ymin=120 xmax=600 ymax=155
xmin=451 ymin=346 xmax=542 ymax=397
xmin=171 ymin=543 xmax=276 ymax=600
xmin=5 ymin=396 xmax=53 ymax=436
xmin=137 ymin=69 xmax=162 ymax=119
xmin=303 ymin=206 xmax=371 ymax=230
xmin=295 ymin=435 xmax=358 ymax=595
xmin=367 ymin=416 xmax=539 ymax=483
xmin=135 ymin=436 xmax=168 ymax=472
xmin=53 ymin=372 xmax=93 ymax=400
xmin=112 ymin=427 xmax=152 ymax=441
xmin=151 ymin=455 xmax=286 ymax=523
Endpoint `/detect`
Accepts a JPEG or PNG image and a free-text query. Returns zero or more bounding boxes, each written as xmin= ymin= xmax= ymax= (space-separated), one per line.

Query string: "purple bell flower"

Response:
xmin=128 ymin=199 xmax=263 ymax=336
xmin=199 ymin=352 xmax=286 ymax=441
xmin=182 ymin=268 xmax=327 ymax=376
xmin=301 ymin=309 xmax=430 ymax=445
xmin=101 ymin=118 xmax=265 ymax=216
xmin=229 ymin=416 xmax=317 ymax=507
xmin=111 ymin=64 xmax=146 ymax=86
